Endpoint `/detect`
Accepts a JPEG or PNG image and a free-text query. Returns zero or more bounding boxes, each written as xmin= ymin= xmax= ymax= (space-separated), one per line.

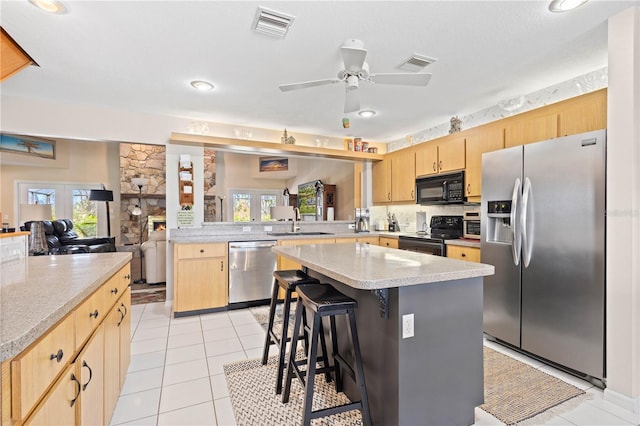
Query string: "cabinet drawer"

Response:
xmin=379 ymin=237 xmax=398 ymax=249
xmin=446 ymin=245 xmax=481 ymax=263
xmin=176 ymin=243 xmax=226 ymax=260
xmin=74 ymin=288 xmax=105 ymax=350
xmin=11 ymin=312 xmax=75 ymax=421
xmin=104 ymin=264 xmax=131 ymax=309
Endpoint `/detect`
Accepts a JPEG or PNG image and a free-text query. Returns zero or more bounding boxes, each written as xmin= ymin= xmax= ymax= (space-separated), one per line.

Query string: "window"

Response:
xmin=229 ymin=189 xmax=281 ymax=222
xmin=18 ymin=182 xmax=103 ymax=237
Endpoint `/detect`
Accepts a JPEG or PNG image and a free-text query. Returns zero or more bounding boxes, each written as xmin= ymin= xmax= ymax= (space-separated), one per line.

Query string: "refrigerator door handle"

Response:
xmin=511 ymin=178 xmax=522 ymax=266
xmin=521 ymin=177 xmax=534 ymax=267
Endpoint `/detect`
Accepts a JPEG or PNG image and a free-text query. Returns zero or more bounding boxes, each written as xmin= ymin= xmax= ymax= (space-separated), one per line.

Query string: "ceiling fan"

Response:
xmin=279 ymin=39 xmax=432 ymax=114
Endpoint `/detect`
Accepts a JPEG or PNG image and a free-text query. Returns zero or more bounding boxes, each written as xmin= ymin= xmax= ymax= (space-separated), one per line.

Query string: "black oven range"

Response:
xmin=398 ymin=215 xmax=463 ymax=256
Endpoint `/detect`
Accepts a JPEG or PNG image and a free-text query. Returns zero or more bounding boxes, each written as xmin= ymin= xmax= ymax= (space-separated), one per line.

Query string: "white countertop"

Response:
xmin=169 ymin=231 xmax=401 ymax=244
xmin=445 ymin=238 xmax=481 ymax=248
xmin=0 ymin=252 xmax=132 ymax=361
xmin=272 ymin=243 xmax=494 ymax=290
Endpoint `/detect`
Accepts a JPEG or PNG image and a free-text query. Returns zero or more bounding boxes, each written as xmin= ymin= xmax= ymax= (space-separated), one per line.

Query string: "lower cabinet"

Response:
xmin=379 ymin=237 xmax=399 ymax=249
xmin=446 ymin=245 xmax=481 ymax=263
xmin=173 ymin=242 xmax=228 ymax=313
xmin=23 ymin=364 xmax=77 ymax=426
xmin=104 ymin=288 xmax=131 ymax=425
xmin=78 ymin=325 xmax=105 ymax=426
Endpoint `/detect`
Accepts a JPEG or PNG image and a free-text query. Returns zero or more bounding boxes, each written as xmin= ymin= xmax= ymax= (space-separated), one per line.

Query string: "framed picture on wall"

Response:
xmin=259 ymin=157 xmax=288 ymax=172
xmin=0 ymin=133 xmax=56 ymax=159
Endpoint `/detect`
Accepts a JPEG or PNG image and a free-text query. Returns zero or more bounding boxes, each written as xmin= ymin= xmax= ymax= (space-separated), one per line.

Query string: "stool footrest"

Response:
xmin=309 ymin=402 xmax=364 ymax=420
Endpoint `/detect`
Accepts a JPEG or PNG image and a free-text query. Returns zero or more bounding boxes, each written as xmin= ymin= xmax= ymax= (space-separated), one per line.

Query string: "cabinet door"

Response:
xmin=174 ymin=257 xmax=226 ymax=312
xmin=391 ymin=150 xmax=416 ymax=202
xmin=118 ymin=288 xmax=131 ymax=386
xmin=75 ymin=288 xmax=105 ymax=350
xmin=558 ymin=89 xmax=607 ymax=136
xmin=415 ymin=142 xmax=438 ymax=177
xmin=78 ymin=325 xmax=104 ymax=426
xmin=464 ymin=126 xmax=504 ymax=198
xmin=438 ymin=136 xmax=466 ymax=173
xmin=103 ymin=305 xmax=121 ymax=425
xmin=446 ymin=245 xmax=481 ymax=263
xmin=372 ymin=158 xmax=392 ymax=203
xmin=379 ymin=237 xmax=399 ymax=249
xmin=24 ymin=364 xmax=78 ymax=426
xmin=356 ymin=237 xmax=379 ymax=245
xmin=505 ymin=113 xmax=558 ymax=147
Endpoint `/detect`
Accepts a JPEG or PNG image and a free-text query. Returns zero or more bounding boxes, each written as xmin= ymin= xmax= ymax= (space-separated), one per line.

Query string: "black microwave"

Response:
xmin=415 ymin=171 xmax=465 ymax=205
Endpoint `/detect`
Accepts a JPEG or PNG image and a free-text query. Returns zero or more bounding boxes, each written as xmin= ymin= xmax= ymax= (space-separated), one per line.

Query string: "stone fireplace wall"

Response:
xmin=120 ymin=143 xmax=166 ymax=244
xmin=204 ymin=148 xmax=217 ymax=222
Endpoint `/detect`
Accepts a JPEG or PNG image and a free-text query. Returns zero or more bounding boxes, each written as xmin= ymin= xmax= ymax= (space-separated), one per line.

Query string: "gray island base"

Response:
xmin=272 ymin=243 xmax=494 ymax=426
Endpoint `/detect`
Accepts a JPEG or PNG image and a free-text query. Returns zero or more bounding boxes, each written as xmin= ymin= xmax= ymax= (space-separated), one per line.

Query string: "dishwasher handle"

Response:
xmin=228 ymin=241 xmax=277 ymax=249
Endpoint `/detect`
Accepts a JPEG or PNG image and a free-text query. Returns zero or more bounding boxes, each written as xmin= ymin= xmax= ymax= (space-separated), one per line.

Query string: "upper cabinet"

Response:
xmin=415 ymin=135 xmax=465 ymax=177
xmin=557 ymin=89 xmax=607 ymax=136
xmin=372 ymin=158 xmax=392 ymax=203
xmin=464 ymin=125 xmax=504 ymax=200
xmin=390 ymin=149 xmax=416 ymax=202
xmin=504 ymin=112 xmax=558 ymax=148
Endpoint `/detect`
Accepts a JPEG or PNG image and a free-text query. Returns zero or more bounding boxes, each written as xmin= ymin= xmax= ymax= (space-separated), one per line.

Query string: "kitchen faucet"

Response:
xmin=292 ymin=207 xmax=301 ymax=232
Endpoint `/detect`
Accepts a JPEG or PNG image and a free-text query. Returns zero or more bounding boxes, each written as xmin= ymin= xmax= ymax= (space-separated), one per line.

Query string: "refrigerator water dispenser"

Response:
xmin=486 ymin=200 xmax=513 ymax=243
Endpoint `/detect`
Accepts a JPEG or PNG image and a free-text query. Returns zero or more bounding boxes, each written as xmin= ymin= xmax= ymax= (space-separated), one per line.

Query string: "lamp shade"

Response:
xmin=20 ymin=204 xmax=52 ymax=223
xmin=131 ymin=177 xmax=149 ymax=187
xmin=89 ymin=189 xmax=114 ymax=202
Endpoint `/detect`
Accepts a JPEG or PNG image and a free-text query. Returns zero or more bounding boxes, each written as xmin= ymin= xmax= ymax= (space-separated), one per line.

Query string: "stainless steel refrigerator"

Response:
xmin=481 ymin=129 xmax=606 ymax=384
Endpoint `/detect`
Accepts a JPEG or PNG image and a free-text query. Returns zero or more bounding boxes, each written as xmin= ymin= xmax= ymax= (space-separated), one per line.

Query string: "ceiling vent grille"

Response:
xmin=399 ymin=54 xmax=437 ymax=72
xmin=253 ymin=7 xmax=295 ymax=38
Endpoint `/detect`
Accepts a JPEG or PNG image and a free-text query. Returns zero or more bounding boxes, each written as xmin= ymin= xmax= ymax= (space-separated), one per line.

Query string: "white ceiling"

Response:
xmin=1 ymin=1 xmax=637 ymax=143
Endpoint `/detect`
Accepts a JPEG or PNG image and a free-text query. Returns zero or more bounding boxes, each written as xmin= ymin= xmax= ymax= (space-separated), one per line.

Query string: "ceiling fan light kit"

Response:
xmin=279 ymin=39 xmax=432 ymax=115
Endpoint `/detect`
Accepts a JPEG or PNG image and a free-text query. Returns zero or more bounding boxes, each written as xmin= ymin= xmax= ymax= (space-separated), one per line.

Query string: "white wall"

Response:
xmin=605 ymin=6 xmax=640 ymax=416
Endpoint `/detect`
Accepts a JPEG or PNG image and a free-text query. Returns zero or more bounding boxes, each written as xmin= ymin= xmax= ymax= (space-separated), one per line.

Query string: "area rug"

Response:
xmin=225 ymin=345 xmax=587 ymax=426
xmin=251 ymin=303 xmax=297 ymax=338
xmin=130 ymin=283 xmax=166 ymax=305
xmin=480 ymin=347 xmax=587 ymax=425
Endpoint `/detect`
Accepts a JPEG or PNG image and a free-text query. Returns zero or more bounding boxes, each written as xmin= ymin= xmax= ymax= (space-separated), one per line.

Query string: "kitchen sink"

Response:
xmin=267 ymin=231 xmax=334 ymax=236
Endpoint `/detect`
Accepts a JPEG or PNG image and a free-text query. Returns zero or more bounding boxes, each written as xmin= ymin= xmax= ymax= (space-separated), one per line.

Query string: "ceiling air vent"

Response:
xmin=399 ymin=54 xmax=437 ymax=72
xmin=252 ymin=7 xmax=295 ymax=39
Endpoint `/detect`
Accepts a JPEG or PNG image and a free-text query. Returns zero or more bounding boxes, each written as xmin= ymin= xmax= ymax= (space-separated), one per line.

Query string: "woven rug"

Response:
xmin=480 ymin=347 xmax=587 ymax=425
xmin=225 ymin=344 xmax=587 ymax=426
xmin=130 ymin=283 xmax=166 ymax=305
xmin=251 ymin=303 xmax=297 ymax=338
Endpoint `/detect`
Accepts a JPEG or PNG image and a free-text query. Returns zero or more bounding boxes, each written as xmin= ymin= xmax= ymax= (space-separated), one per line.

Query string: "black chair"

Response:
xmin=282 ymin=284 xmax=371 ymax=426
xmin=261 ymin=270 xmax=320 ymax=395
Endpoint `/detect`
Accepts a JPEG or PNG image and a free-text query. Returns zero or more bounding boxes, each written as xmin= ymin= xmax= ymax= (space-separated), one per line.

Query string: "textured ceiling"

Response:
xmin=0 ymin=1 xmax=637 ymax=142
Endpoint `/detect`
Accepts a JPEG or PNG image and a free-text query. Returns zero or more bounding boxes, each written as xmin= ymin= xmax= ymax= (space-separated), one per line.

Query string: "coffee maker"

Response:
xmin=355 ymin=208 xmax=370 ymax=233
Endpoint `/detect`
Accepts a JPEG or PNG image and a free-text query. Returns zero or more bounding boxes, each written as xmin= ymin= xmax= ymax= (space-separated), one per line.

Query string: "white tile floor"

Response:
xmin=112 ymin=302 xmax=639 ymax=426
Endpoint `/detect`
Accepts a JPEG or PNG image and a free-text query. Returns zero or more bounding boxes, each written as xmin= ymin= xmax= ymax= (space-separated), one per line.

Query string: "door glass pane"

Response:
xmin=260 ymin=195 xmax=277 ymax=221
xmin=233 ymin=193 xmax=251 ymax=222
xmin=72 ymin=189 xmax=97 ymax=237
xmin=27 ymin=188 xmax=56 ymax=218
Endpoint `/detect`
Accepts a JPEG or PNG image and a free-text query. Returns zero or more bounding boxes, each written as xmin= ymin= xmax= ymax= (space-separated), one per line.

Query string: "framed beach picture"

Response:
xmin=0 ymin=133 xmax=56 ymax=159
xmin=259 ymin=157 xmax=288 ymax=172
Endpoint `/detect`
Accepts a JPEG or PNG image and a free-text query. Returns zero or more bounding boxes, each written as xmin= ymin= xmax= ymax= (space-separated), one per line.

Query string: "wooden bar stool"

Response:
xmin=261 ymin=270 xmax=320 ymax=395
xmin=282 ymin=284 xmax=372 ymax=426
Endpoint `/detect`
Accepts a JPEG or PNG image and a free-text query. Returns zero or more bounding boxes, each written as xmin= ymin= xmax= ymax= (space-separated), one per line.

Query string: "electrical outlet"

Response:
xmin=348 ymin=224 xmax=356 ymax=230
xmin=242 ymin=226 xmax=251 ymax=232
xmin=402 ymin=314 xmax=414 ymax=339
xmin=264 ymin=226 xmax=273 ymax=232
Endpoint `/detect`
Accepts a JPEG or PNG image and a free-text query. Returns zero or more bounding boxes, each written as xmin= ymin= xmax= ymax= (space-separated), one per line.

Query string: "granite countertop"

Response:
xmin=445 ymin=239 xmax=481 ymax=248
xmin=272 ymin=243 xmax=494 ymax=290
xmin=0 ymin=252 xmax=132 ymax=361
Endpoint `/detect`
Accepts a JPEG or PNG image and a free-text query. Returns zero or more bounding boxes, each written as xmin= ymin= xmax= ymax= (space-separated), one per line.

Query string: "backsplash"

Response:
xmin=369 ymin=204 xmax=471 ymax=233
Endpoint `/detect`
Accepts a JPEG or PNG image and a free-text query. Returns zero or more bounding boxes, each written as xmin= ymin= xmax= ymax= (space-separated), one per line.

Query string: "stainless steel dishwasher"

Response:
xmin=228 ymin=241 xmax=277 ymax=304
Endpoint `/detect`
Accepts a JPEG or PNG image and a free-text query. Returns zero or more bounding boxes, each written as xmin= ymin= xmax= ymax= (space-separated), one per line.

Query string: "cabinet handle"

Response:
xmin=467 ymin=183 xmax=471 ymax=194
xmin=121 ymin=302 xmax=128 ymax=317
xmin=70 ymin=373 xmax=81 ymax=407
xmin=411 ymin=189 xmax=414 ymax=199
xmin=89 ymin=309 xmax=99 ymax=319
xmin=433 ymin=161 xmax=436 ymax=171
xmin=461 ymin=253 xmax=466 ymax=257
xmin=81 ymin=360 xmax=93 ymax=391
xmin=387 ymin=192 xmax=391 ymax=201
xmin=200 ymin=249 xmax=205 ymax=253
xmin=50 ymin=349 xmax=64 ymax=363
xmin=124 ymin=274 xmax=131 ymax=280
xmin=439 ymin=160 xmax=443 ymax=170
xmin=220 ymin=261 xmax=224 ymax=271
xmin=111 ymin=287 xmax=118 ymax=294
xmin=117 ymin=307 xmax=125 ymax=327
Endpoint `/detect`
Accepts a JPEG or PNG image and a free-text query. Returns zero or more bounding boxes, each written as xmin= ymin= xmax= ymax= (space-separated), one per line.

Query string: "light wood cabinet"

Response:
xmin=416 ymin=136 xmax=466 ymax=177
xmin=75 ymin=287 xmax=105 ymax=351
xmin=390 ymin=150 xmax=416 ymax=202
xmin=357 ymin=236 xmax=379 ymax=245
xmin=558 ymin=89 xmax=607 ymax=136
xmin=372 ymin=158 xmax=392 ymax=203
xmin=174 ymin=242 xmax=228 ymax=313
xmin=103 ymin=302 xmax=121 ymax=425
xmin=464 ymin=125 xmax=505 ymax=199
xmin=1 ymin=28 xmax=35 ymax=82
xmin=118 ymin=289 xmax=131 ymax=386
xmin=447 ymin=245 xmax=481 ymax=263
xmin=78 ymin=325 xmax=105 ymax=426
xmin=23 ymin=364 xmax=77 ymax=426
xmin=379 ymin=237 xmax=399 ymax=249
xmin=504 ymin=113 xmax=558 ymax=148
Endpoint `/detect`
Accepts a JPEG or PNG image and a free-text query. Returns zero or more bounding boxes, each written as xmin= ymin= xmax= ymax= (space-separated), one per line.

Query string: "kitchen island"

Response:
xmin=272 ymin=242 xmax=494 ymax=426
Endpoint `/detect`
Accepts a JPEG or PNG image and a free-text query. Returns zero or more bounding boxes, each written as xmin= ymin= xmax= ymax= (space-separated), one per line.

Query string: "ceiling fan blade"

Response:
xmin=341 ymin=46 xmax=367 ymax=73
xmin=279 ymin=78 xmax=340 ymax=92
xmin=369 ymin=73 xmax=432 ymax=86
xmin=344 ymin=88 xmax=360 ymax=113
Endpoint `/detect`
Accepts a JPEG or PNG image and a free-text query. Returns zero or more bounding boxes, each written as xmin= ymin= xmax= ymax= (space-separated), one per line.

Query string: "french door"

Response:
xmin=17 ymin=182 xmax=105 ymax=237
xmin=228 ymin=189 xmax=280 ymax=223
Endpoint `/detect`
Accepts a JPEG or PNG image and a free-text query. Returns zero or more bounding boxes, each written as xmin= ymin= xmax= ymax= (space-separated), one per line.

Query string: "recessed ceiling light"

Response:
xmin=548 ymin=0 xmax=589 ymax=12
xmin=29 ymin=0 xmax=68 ymax=14
xmin=190 ymin=80 xmax=214 ymax=91
xmin=358 ymin=110 xmax=376 ymax=118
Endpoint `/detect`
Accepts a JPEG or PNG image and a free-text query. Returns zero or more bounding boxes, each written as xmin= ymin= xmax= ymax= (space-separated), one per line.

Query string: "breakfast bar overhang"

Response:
xmin=272 ymin=242 xmax=494 ymax=426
